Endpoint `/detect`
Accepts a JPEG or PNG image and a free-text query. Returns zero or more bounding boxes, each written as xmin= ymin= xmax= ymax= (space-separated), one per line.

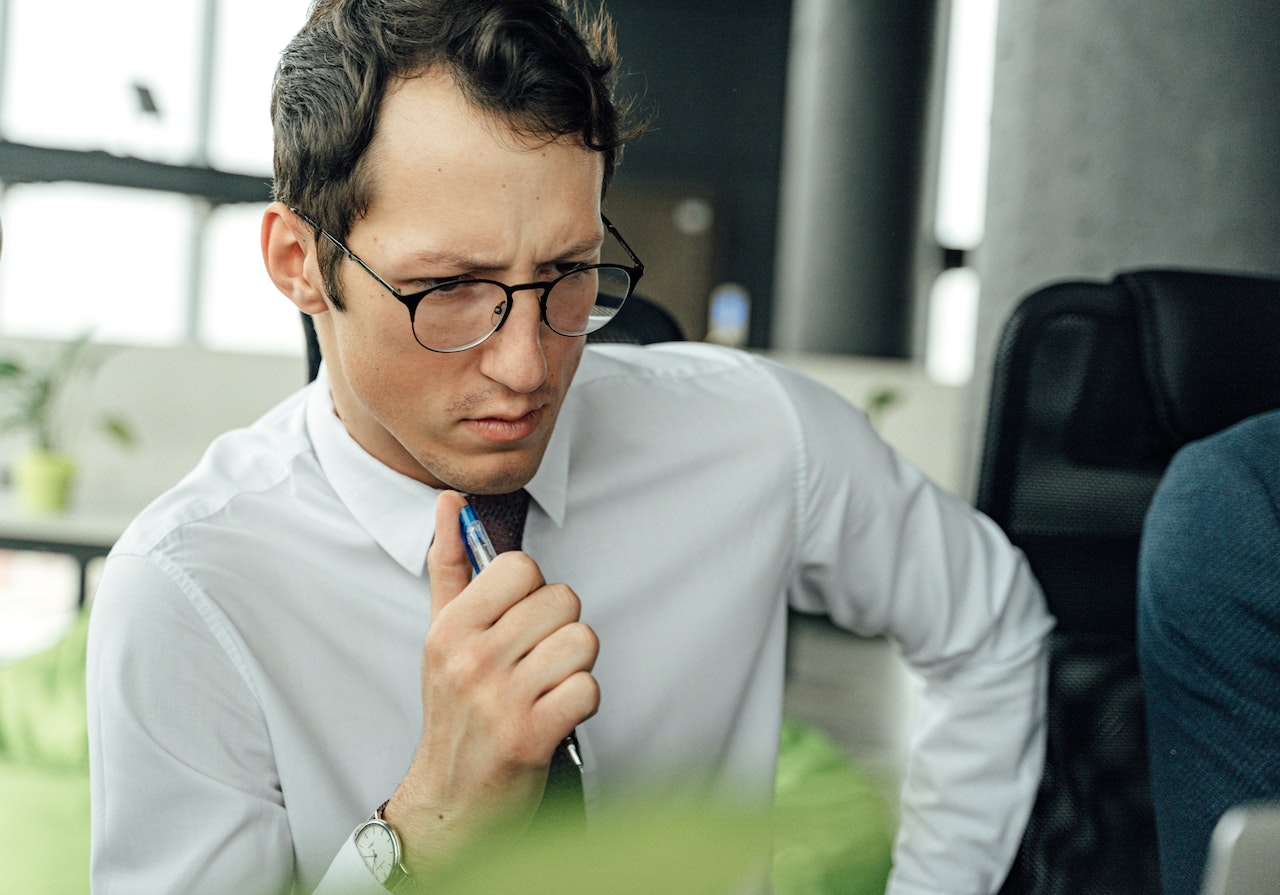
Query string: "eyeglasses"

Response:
xmin=291 ymin=209 xmax=644 ymax=353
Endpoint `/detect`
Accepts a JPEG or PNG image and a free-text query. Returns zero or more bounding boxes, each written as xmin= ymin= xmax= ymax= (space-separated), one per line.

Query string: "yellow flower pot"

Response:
xmin=13 ymin=449 xmax=77 ymax=514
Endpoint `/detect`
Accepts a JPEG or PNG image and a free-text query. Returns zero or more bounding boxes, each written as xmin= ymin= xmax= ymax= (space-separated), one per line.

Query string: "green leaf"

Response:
xmin=0 ymin=334 xmax=132 ymax=453
xmin=101 ymin=415 xmax=136 ymax=447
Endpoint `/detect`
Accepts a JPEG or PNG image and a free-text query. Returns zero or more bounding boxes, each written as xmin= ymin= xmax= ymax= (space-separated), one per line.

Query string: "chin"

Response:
xmin=463 ymin=470 xmax=535 ymax=496
xmin=433 ymin=455 xmax=541 ymax=496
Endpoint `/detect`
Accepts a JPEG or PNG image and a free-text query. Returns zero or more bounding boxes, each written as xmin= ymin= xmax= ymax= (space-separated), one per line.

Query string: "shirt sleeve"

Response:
xmin=311 ymin=837 xmax=388 ymax=895
xmin=1137 ymin=420 xmax=1280 ymax=895
xmin=86 ymin=553 xmax=382 ymax=895
xmin=768 ymin=361 xmax=1054 ymax=895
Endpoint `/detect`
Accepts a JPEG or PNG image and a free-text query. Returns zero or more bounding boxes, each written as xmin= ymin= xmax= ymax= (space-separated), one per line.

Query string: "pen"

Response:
xmin=459 ymin=503 xmax=498 ymax=573
xmin=458 ymin=501 xmax=584 ymax=773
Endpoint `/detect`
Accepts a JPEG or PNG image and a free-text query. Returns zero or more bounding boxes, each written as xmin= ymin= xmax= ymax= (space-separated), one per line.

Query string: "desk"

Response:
xmin=0 ymin=500 xmax=134 ymax=604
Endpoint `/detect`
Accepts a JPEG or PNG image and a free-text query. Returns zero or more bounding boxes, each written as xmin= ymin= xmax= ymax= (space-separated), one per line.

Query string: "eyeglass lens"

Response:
xmin=412 ymin=265 xmax=633 ymax=352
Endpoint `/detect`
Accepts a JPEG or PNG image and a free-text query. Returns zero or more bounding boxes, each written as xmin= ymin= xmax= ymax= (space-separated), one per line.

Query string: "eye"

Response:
xmin=419 ymin=276 xmax=494 ymax=306
xmin=421 ymin=275 xmax=475 ymax=294
xmin=552 ymin=262 xmax=593 ymax=279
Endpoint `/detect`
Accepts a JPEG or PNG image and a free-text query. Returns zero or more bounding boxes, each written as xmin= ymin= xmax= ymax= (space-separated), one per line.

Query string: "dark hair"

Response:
xmin=271 ymin=0 xmax=642 ymax=309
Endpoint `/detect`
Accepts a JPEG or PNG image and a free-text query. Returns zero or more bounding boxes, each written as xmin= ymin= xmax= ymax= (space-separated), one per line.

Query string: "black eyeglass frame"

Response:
xmin=290 ymin=208 xmax=645 ymax=353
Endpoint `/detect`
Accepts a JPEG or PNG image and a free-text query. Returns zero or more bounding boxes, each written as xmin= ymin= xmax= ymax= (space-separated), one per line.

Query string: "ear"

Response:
xmin=261 ymin=201 xmax=330 ymax=315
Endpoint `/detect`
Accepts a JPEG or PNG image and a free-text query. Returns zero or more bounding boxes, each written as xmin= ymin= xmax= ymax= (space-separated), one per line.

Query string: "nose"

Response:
xmin=477 ymin=285 xmax=549 ymax=393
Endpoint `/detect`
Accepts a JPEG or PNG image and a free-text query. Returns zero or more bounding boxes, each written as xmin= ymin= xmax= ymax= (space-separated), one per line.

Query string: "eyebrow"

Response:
xmin=399 ymin=233 xmax=606 ymax=273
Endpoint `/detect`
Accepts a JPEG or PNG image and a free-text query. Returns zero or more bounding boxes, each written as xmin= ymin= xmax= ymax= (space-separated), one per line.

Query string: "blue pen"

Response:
xmin=458 ymin=502 xmax=583 ymax=772
xmin=459 ymin=503 xmax=498 ymax=573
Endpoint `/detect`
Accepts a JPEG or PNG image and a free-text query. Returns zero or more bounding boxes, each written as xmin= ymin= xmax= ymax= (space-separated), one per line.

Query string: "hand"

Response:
xmin=383 ymin=490 xmax=600 ymax=877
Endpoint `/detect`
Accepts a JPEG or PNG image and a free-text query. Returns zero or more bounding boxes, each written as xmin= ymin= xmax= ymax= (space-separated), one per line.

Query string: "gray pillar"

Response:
xmin=773 ymin=0 xmax=935 ymax=356
xmin=968 ymin=0 xmax=1280 ymax=473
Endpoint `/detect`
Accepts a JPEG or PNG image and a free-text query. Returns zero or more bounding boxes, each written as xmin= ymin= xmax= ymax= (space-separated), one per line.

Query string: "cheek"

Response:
xmin=358 ymin=362 xmax=425 ymax=417
xmin=550 ymin=337 xmax=586 ymax=386
xmin=341 ymin=324 xmax=447 ymax=420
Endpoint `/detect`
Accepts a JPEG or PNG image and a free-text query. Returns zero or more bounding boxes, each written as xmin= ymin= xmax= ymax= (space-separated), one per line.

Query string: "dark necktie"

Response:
xmin=466 ymin=490 xmax=585 ymax=831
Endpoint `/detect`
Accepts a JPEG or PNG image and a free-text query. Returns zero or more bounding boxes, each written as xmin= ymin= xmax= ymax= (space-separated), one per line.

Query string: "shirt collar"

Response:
xmin=305 ymin=363 xmax=571 ymax=575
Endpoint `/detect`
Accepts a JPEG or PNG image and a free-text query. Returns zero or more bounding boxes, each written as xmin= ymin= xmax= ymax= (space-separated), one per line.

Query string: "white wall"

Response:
xmin=969 ymin=0 xmax=1280 ymax=479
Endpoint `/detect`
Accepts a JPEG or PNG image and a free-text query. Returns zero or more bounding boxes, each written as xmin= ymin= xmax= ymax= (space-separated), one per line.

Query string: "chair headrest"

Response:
xmin=1125 ymin=269 xmax=1280 ymax=446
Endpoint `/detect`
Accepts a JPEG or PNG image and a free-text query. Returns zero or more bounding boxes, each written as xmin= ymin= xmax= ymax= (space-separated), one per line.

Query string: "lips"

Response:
xmin=462 ymin=407 xmax=544 ymax=443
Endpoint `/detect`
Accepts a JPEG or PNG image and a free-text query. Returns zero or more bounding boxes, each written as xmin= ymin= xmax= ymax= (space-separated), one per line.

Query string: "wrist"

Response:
xmin=354 ymin=801 xmax=416 ymax=892
xmin=381 ymin=790 xmax=460 ymax=881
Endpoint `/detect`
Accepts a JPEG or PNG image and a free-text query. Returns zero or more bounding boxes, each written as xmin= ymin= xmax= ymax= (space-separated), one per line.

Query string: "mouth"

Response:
xmin=462 ymin=406 xmax=545 ymax=443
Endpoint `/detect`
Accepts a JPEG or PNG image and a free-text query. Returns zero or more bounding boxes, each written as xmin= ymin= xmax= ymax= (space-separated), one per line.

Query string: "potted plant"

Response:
xmin=0 ymin=334 xmax=133 ymax=514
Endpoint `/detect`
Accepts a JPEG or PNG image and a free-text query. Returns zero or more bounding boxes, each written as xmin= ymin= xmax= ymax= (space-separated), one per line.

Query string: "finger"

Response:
xmin=490 ymin=581 xmax=582 ymax=663
xmin=428 ymin=490 xmax=473 ymax=618
xmin=449 ymin=551 xmax=550 ymax=631
xmin=532 ymin=667 xmax=601 ymax=745
xmin=518 ymin=620 xmax=600 ymax=700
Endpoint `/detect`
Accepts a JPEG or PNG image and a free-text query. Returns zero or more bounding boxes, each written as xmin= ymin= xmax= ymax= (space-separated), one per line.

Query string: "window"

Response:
xmin=1 ymin=0 xmax=203 ymax=164
xmin=200 ymin=202 xmax=305 ymax=355
xmin=0 ymin=183 xmax=192 ymax=343
xmin=208 ymin=0 xmax=316 ymax=175
xmin=0 ymin=0 xmax=312 ymax=356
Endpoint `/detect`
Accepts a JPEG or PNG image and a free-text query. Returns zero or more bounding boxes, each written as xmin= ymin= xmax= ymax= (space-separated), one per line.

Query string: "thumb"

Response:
xmin=428 ymin=489 xmax=472 ymax=618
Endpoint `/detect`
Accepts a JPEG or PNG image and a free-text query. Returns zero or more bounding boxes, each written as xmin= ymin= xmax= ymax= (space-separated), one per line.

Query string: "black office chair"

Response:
xmin=975 ymin=268 xmax=1280 ymax=895
xmin=301 ymin=294 xmax=683 ymax=382
xmin=583 ymin=293 xmax=685 ymax=346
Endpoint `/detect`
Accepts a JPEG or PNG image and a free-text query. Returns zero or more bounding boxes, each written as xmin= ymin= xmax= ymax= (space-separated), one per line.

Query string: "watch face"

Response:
xmin=355 ymin=820 xmax=400 ymax=884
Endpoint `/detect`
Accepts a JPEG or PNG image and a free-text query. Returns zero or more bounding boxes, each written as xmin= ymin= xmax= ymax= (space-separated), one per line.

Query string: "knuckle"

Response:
xmin=560 ymin=670 xmax=601 ymax=722
xmin=437 ymin=643 xmax=487 ymax=690
xmin=422 ymin=627 xmax=450 ymax=671
xmin=575 ymin=668 xmax=602 ymax=705
xmin=425 ymin=549 xmax=448 ymax=577
xmin=502 ymin=551 xmax=543 ymax=581
xmin=544 ymin=582 xmax=581 ymax=618
xmin=587 ymin=678 xmax=602 ymax=712
xmin=567 ymin=621 xmax=599 ymax=657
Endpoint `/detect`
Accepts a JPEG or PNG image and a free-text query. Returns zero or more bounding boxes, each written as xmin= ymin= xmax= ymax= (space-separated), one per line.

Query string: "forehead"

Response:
xmin=358 ymin=70 xmax=604 ymax=246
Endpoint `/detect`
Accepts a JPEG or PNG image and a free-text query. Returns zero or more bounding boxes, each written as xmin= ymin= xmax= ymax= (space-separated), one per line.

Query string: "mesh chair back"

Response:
xmin=585 ymin=294 xmax=684 ymax=346
xmin=976 ymin=268 xmax=1280 ymax=895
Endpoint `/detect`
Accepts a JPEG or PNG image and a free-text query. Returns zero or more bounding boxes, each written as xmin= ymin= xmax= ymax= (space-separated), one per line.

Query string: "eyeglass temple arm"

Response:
xmin=601 ymin=214 xmax=644 ymax=276
xmin=288 ymin=206 xmax=404 ymax=295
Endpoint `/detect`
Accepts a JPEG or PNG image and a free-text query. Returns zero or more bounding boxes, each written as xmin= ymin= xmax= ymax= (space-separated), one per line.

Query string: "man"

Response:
xmin=1138 ymin=409 xmax=1280 ymax=895
xmin=87 ymin=1 xmax=1052 ymax=893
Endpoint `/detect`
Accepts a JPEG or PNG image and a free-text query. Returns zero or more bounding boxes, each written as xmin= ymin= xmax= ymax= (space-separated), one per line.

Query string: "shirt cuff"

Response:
xmin=310 ymin=828 xmax=387 ymax=895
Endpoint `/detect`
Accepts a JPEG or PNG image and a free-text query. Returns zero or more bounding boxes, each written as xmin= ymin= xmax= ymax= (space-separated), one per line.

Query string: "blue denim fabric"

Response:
xmin=1138 ymin=409 xmax=1280 ymax=895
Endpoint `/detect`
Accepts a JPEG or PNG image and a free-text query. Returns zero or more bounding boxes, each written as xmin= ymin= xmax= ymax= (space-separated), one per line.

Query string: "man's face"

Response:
xmin=316 ymin=70 xmax=605 ymax=494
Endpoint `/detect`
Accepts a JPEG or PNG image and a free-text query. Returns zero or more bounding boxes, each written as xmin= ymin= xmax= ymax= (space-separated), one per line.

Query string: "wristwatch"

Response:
xmin=354 ymin=800 xmax=414 ymax=892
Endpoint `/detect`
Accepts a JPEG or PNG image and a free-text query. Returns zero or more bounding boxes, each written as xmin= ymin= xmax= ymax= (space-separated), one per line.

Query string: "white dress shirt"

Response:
xmin=87 ymin=342 xmax=1051 ymax=895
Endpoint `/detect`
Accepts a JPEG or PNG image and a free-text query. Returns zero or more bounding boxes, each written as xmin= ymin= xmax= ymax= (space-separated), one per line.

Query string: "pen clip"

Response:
xmin=562 ymin=732 xmax=584 ymax=772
